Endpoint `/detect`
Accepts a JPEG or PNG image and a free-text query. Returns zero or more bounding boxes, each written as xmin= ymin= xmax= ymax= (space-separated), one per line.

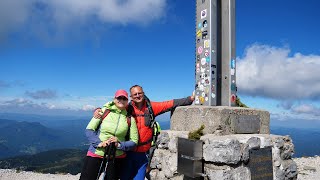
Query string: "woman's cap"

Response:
xmin=115 ymin=89 xmax=128 ymax=99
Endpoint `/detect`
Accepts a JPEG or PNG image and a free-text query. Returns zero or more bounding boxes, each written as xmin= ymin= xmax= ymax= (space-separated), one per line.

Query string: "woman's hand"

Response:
xmin=97 ymin=141 xmax=108 ymax=148
xmin=108 ymin=136 xmax=119 ymax=147
xmin=98 ymin=136 xmax=119 ymax=147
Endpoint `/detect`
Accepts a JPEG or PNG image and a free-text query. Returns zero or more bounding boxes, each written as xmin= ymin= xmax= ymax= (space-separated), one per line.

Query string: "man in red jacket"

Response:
xmin=94 ymin=85 xmax=194 ymax=179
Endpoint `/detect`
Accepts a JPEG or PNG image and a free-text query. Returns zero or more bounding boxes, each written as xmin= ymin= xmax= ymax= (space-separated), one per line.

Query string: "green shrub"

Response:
xmin=188 ymin=125 xmax=205 ymax=140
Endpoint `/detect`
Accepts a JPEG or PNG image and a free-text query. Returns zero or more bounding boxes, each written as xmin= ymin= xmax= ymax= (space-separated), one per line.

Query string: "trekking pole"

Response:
xmin=96 ymin=144 xmax=110 ymax=180
xmin=101 ymin=142 xmax=116 ymax=180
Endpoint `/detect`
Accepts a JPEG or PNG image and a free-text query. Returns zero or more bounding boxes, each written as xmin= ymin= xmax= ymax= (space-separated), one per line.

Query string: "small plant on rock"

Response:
xmin=188 ymin=125 xmax=205 ymax=140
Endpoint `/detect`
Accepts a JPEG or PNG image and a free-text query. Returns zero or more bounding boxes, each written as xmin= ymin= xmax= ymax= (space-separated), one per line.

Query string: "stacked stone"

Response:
xmin=149 ymin=106 xmax=298 ymax=180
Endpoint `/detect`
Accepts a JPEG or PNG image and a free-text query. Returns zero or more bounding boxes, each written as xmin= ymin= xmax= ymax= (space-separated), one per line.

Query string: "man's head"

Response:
xmin=130 ymin=85 xmax=145 ymax=104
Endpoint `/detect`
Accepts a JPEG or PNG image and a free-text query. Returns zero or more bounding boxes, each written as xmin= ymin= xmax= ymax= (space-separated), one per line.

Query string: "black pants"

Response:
xmin=79 ymin=156 xmax=125 ymax=180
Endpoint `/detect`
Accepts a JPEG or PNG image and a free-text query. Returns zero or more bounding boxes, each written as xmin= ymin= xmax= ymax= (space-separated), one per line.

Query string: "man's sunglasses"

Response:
xmin=116 ymin=96 xmax=128 ymax=101
xmin=131 ymin=92 xmax=144 ymax=97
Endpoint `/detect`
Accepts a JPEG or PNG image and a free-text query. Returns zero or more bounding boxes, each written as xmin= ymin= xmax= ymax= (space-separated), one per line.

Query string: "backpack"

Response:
xmin=127 ymin=95 xmax=160 ymax=146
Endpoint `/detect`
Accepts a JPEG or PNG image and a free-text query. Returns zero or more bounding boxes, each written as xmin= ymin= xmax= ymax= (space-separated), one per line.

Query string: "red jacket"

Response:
xmin=130 ymin=96 xmax=193 ymax=152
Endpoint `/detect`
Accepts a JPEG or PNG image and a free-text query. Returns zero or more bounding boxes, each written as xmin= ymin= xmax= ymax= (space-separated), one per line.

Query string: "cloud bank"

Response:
xmin=237 ymin=44 xmax=320 ymax=100
xmin=0 ymin=0 xmax=167 ymax=42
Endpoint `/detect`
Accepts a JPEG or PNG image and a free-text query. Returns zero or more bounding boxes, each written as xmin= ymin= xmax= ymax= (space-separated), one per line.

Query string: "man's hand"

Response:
xmin=190 ymin=90 xmax=195 ymax=101
xmin=94 ymin=108 xmax=102 ymax=119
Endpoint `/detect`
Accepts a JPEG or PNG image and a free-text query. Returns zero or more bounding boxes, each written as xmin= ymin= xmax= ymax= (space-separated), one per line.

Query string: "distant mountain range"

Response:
xmin=0 ymin=113 xmax=319 ymax=160
xmin=0 ymin=118 xmax=87 ymax=159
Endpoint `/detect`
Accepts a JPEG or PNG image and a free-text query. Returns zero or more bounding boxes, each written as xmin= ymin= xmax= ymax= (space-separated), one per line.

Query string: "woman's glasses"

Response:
xmin=116 ymin=96 xmax=128 ymax=101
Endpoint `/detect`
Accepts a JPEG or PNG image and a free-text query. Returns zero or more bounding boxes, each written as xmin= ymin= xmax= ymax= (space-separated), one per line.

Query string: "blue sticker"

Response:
xmin=198 ymin=23 xmax=202 ymax=29
xmin=231 ymin=84 xmax=236 ymax=91
xmin=231 ymin=59 xmax=236 ymax=69
xmin=206 ymin=57 xmax=210 ymax=62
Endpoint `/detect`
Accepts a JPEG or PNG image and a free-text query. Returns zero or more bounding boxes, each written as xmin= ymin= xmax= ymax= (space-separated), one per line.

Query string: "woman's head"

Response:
xmin=113 ymin=89 xmax=129 ymax=110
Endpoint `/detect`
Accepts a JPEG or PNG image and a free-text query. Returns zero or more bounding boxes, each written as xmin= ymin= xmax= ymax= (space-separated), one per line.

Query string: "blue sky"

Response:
xmin=0 ymin=0 xmax=320 ymax=126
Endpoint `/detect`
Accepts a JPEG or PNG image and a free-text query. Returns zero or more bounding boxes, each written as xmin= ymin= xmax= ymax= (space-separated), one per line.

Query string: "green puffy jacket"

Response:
xmin=86 ymin=101 xmax=138 ymax=157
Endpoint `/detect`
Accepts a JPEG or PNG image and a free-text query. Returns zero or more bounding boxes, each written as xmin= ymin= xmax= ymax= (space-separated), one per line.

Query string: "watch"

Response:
xmin=117 ymin=142 xmax=122 ymax=149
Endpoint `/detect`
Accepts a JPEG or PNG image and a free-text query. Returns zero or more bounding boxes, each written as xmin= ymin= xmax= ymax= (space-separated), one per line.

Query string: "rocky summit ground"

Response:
xmin=0 ymin=156 xmax=319 ymax=180
xmin=293 ymin=156 xmax=320 ymax=180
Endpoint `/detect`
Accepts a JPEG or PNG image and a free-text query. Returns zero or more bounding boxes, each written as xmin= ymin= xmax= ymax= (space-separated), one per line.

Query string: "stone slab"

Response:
xmin=170 ymin=106 xmax=270 ymax=135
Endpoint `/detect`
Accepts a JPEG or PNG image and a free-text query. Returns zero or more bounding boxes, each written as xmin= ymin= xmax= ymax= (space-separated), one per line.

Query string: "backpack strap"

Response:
xmin=101 ymin=109 xmax=111 ymax=120
xmin=137 ymin=95 xmax=158 ymax=146
xmin=144 ymin=95 xmax=154 ymax=123
xmin=125 ymin=116 xmax=131 ymax=141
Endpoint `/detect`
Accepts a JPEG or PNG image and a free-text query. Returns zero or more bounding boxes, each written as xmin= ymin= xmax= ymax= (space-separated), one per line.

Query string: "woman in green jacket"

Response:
xmin=80 ymin=89 xmax=138 ymax=180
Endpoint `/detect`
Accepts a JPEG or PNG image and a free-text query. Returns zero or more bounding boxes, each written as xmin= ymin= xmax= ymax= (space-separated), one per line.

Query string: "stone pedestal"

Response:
xmin=149 ymin=106 xmax=297 ymax=180
xmin=171 ymin=106 xmax=270 ymax=135
xmin=150 ymin=131 xmax=298 ymax=180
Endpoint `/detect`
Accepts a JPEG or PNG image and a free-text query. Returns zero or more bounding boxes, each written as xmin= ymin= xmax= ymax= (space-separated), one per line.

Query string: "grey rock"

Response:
xmin=247 ymin=137 xmax=261 ymax=150
xmin=201 ymin=135 xmax=241 ymax=164
xmin=241 ymin=143 xmax=249 ymax=163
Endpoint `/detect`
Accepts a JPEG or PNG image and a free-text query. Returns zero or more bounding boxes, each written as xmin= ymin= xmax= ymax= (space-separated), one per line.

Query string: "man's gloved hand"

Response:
xmin=93 ymin=108 xmax=102 ymax=119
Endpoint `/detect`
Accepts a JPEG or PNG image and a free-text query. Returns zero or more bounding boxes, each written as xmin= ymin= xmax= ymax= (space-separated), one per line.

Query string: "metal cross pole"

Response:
xmin=195 ymin=0 xmax=236 ymax=106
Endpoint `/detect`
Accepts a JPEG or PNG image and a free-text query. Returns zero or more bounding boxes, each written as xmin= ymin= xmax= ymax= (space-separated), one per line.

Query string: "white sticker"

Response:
xmin=204 ymin=50 xmax=209 ymax=57
xmin=195 ymin=96 xmax=200 ymax=104
xmin=201 ymin=9 xmax=207 ymax=19
xmin=211 ymin=93 xmax=216 ymax=98
xmin=199 ymin=84 xmax=204 ymax=91
xmin=201 ymin=67 xmax=205 ymax=73
xmin=231 ymin=69 xmax=235 ymax=75
xmin=202 ymin=92 xmax=205 ymax=97
xmin=201 ymin=58 xmax=206 ymax=65
xmin=205 ymin=97 xmax=208 ymax=101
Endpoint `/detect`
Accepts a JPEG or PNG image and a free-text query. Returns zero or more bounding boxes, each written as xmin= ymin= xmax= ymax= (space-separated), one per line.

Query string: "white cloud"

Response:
xmin=0 ymin=98 xmax=91 ymax=116
xmin=0 ymin=93 xmax=112 ymax=116
xmin=237 ymin=44 xmax=320 ymax=100
xmin=82 ymin=104 xmax=96 ymax=111
xmin=291 ymin=104 xmax=320 ymax=117
xmin=47 ymin=0 xmax=167 ymax=25
xmin=0 ymin=0 xmax=167 ymax=41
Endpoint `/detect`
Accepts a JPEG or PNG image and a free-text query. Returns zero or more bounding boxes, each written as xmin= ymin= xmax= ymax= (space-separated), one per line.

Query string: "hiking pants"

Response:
xmin=121 ymin=151 xmax=148 ymax=180
xmin=79 ymin=156 xmax=124 ymax=180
